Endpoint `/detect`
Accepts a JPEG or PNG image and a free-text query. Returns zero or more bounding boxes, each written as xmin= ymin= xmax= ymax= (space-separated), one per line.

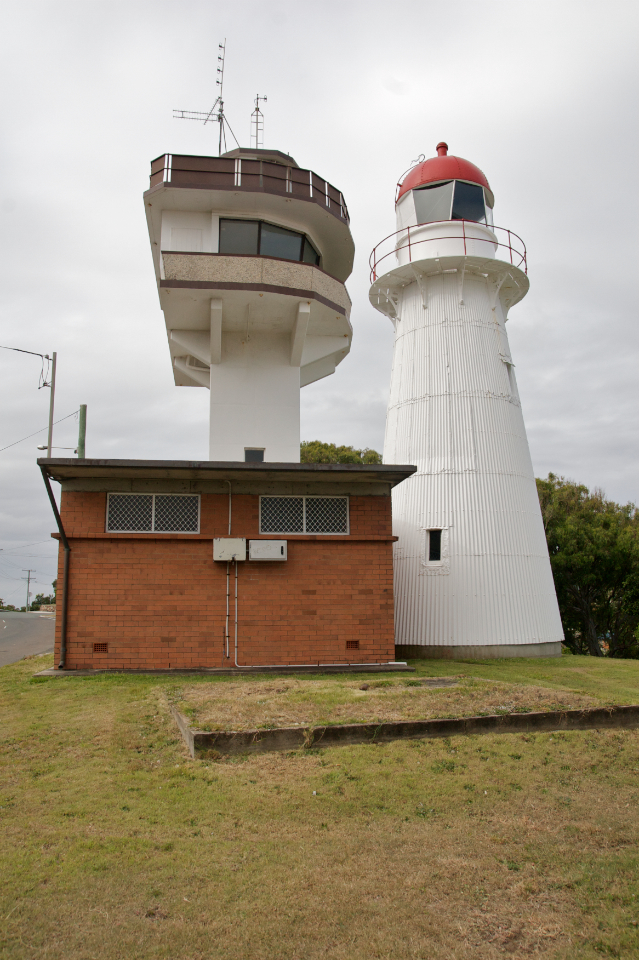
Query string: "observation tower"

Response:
xmin=370 ymin=143 xmax=563 ymax=658
xmin=144 ymin=148 xmax=353 ymax=461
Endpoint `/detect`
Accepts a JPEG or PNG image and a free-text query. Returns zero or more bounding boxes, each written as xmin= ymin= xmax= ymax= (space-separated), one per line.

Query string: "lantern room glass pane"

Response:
xmin=260 ymin=223 xmax=303 ymax=261
xmin=219 ymin=219 xmax=259 ymax=255
xmin=451 ymin=181 xmax=486 ymax=223
xmin=413 ymin=181 xmax=453 ymax=224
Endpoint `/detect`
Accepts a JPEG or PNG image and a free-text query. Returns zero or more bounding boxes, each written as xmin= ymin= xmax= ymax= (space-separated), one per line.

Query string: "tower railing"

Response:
xmin=369 ymin=219 xmax=527 ymax=282
xmin=149 ymin=154 xmax=349 ymax=224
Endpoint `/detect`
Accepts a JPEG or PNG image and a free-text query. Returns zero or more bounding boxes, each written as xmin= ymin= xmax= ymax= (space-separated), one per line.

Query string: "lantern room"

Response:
xmin=395 ymin=142 xmax=494 ymax=231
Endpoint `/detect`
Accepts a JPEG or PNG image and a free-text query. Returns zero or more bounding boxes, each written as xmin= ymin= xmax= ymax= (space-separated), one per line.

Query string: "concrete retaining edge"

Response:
xmin=171 ymin=704 xmax=639 ymax=759
xmin=34 ymin=662 xmax=413 ymax=678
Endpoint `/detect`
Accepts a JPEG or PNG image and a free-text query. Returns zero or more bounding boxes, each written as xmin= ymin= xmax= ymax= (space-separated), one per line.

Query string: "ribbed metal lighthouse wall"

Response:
xmin=384 ymin=272 xmax=564 ymax=650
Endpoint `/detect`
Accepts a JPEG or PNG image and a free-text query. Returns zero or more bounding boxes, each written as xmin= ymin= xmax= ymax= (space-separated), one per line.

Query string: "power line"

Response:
xmin=0 ymin=540 xmax=55 ymax=552
xmin=0 ymin=410 xmax=78 ymax=454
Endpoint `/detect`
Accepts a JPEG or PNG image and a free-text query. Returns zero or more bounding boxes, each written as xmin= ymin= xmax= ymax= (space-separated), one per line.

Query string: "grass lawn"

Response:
xmin=1 ymin=653 xmax=638 ymax=959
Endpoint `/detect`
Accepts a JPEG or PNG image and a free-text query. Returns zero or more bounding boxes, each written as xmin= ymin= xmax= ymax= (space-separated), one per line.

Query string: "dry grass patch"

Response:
xmin=178 ymin=675 xmax=601 ymax=732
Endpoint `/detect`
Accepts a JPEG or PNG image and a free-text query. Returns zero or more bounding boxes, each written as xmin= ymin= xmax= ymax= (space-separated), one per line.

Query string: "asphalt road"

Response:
xmin=0 ymin=611 xmax=55 ymax=667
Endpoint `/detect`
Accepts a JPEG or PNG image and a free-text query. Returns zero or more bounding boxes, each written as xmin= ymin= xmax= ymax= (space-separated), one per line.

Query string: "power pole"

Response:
xmin=22 ymin=569 xmax=35 ymax=611
xmin=46 ymin=352 xmax=57 ymax=458
xmin=77 ymin=404 xmax=87 ymax=458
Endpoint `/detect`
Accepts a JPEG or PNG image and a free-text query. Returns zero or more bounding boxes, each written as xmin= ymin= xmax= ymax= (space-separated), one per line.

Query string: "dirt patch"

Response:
xmin=179 ymin=675 xmax=600 ymax=732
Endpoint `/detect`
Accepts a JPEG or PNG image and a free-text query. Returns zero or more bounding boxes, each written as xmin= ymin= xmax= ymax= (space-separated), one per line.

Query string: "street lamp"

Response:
xmin=37 ymin=445 xmax=77 ymax=454
xmin=0 ymin=346 xmax=57 ymax=455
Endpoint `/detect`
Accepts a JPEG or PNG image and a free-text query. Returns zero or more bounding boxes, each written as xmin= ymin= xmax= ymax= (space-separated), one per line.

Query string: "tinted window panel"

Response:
xmin=302 ymin=238 xmax=320 ymax=265
xmin=451 ymin=181 xmax=486 ymax=222
xmin=413 ymin=181 xmax=453 ymax=224
xmin=260 ymin=223 xmax=303 ymax=261
xmin=219 ymin=219 xmax=259 ymax=254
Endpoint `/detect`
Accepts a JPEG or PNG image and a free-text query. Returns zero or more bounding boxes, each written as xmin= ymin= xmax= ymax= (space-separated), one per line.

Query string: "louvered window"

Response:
xmin=106 ymin=494 xmax=200 ymax=533
xmin=259 ymin=496 xmax=348 ymax=534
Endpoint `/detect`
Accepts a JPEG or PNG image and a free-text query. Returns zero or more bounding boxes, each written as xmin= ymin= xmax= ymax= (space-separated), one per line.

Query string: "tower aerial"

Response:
xmin=370 ymin=143 xmax=563 ymax=658
xmin=144 ymin=148 xmax=353 ymax=461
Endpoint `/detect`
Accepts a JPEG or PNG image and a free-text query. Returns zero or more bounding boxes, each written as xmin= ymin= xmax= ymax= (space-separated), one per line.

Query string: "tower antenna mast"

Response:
xmin=250 ymin=95 xmax=267 ymax=150
xmin=173 ymin=40 xmax=240 ymax=156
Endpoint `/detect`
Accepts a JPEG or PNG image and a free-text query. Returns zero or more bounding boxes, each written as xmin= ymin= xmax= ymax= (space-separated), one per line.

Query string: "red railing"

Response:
xmin=369 ymin=219 xmax=527 ymax=282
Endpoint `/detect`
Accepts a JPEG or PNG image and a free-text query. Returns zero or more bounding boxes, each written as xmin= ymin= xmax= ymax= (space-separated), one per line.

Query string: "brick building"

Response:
xmin=40 ymin=459 xmax=415 ymax=670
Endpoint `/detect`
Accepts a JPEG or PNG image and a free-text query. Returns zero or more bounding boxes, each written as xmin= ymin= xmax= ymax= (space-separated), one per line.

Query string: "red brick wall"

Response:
xmin=53 ymin=492 xmax=396 ymax=669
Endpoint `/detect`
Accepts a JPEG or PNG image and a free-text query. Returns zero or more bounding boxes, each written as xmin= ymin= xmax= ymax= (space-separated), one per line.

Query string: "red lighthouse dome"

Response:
xmin=397 ymin=143 xmax=494 ymax=207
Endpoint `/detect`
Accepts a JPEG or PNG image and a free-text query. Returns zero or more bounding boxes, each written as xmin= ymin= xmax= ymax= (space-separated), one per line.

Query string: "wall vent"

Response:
xmin=93 ymin=643 xmax=109 ymax=654
xmin=346 ymin=640 xmax=360 ymax=650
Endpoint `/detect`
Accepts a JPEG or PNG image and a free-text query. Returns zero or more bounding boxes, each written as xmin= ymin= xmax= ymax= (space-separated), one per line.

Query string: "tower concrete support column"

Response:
xmin=209 ymin=330 xmax=301 ymax=462
xmin=383 ymin=268 xmax=563 ymax=657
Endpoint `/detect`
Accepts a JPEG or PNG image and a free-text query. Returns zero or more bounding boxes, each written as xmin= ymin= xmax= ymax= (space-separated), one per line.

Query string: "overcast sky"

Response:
xmin=0 ymin=0 xmax=637 ymax=606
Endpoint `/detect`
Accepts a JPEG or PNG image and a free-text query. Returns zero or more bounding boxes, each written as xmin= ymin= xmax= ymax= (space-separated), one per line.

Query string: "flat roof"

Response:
xmin=38 ymin=458 xmax=417 ymax=487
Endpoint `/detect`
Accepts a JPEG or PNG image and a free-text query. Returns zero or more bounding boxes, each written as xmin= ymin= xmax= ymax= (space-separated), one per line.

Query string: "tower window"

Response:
xmin=302 ymin=237 xmax=320 ymax=265
xmin=219 ymin=219 xmax=319 ymax=265
xmin=428 ymin=529 xmax=442 ymax=562
xmin=245 ymin=449 xmax=265 ymax=463
xmin=219 ymin=219 xmax=260 ymax=255
xmin=260 ymin=223 xmax=302 ymax=261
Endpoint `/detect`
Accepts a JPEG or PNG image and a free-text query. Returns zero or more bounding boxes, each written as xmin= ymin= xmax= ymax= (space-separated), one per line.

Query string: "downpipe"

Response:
xmin=39 ymin=465 xmax=70 ymax=670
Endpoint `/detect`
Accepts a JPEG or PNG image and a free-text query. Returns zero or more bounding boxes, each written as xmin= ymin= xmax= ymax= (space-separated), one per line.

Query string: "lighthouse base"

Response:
xmin=396 ymin=642 xmax=562 ymax=661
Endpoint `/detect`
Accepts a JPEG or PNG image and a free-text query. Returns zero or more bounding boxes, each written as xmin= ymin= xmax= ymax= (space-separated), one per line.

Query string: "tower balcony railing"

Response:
xmin=369 ymin=219 xmax=527 ymax=283
xmin=149 ymin=154 xmax=349 ymax=224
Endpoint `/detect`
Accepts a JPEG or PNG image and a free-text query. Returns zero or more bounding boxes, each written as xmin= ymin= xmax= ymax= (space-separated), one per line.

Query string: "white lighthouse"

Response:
xmin=144 ymin=148 xmax=353 ymax=462
xmin=370 ymin=143 xmax=563 ymax=658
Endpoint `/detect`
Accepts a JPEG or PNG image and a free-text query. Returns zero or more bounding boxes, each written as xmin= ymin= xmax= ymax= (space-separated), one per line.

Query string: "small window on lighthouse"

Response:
xmin=451 ymin=181 xmax=486 ymax=223
xmin=428 ymin=529 xmax=442 ymax=562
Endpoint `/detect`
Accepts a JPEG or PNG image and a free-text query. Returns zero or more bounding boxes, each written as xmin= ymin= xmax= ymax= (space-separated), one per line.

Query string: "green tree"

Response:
xmin=537 ymin=474 xmax=639 ymax=658
xmin=300 ymin=441 xmax=382 ymax=465
xmin=31 ymin=593 xmax=55 ymax=610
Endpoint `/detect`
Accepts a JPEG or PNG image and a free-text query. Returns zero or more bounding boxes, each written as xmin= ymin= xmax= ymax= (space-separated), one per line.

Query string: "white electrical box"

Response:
xmin=213 ymin=538 xmax=246 ymax=562
xmin=249 ymin=539 xmax=287 ymax=561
